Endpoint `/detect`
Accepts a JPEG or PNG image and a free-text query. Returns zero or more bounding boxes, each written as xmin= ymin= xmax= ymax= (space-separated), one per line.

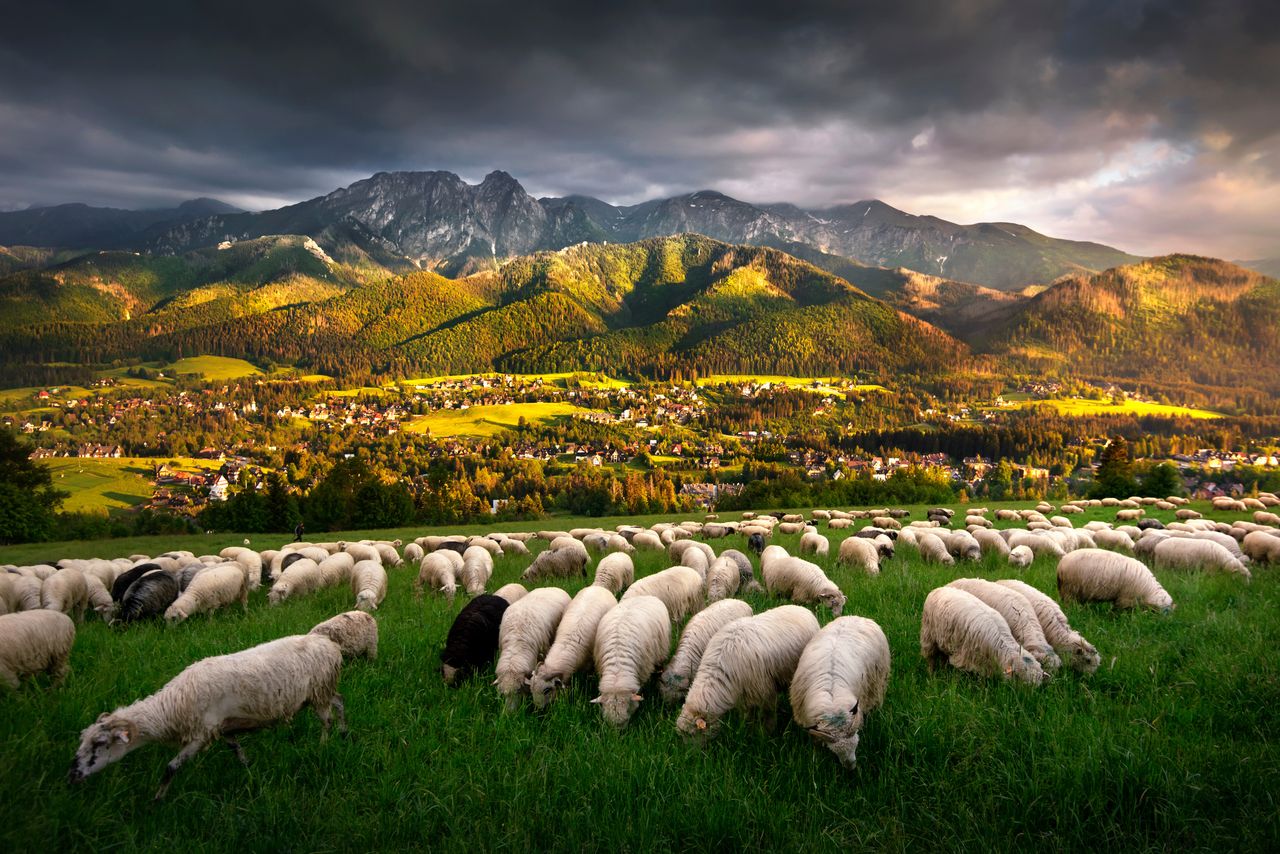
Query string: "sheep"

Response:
xmin=1056 ymin=550 xmax=1173 ymax=611
xmin=1175 ymin=509 xmax=1202 ymax=520
xmin=82 ymin=574 xmax=115 ymax=620
xmin=10 ymin=574 xmax=43 ymax=612
xmin=494 ymin=587 xmax=572 ymax=711
xmin=163 ymin=565 xmax=248 ymax=624
xmin=659 ymin=599 xmax=754 ymax=705
xmin=995 ymin=509 xmax=1020 ymax=521
xmin=117 ymin=571 xmax=180 ymax=623
xmin=919 ymin=587 xmax=1047 ymax=685
xmin=218 ymin=547 xmax=265 ymax=591
xmin=1092 ymin=529 xmax=1135 ymax=553
xmin=528 ymin=586 xmax=617 ymax=709
xmin=971 ymin=528 xmax=1011 ymax=559
xmin=41 ymin=568 xmax=88 ymax=623
xmin=268 ymin=559 xmax=324 ymax=606
xmin=110 ymin=563 xmax=159 ymax=603
xmin=351 ymin=560 xmax=388 ymax=611
xmin=837 ymin=536 xmax=880 ymax=575
xmin=916 ymin=533 xmax=955 ymax=566
xmin=676 ymin=605 xmax=820 ymax=739
xmin=798 ymin=531 xmax=830 ymax=558
xmin=459 ymin=547 xmax=494 ymax=596
xmin=521 ymin=547 xmax=588 ymax=582
xmin=1005 ymin=530 xmax=1066 ymax=560
xmin=493 ymin=583 xmax=528 ymax=605
xmin=946 ymin=578 xmax=1062 ymax=672
xmin=402 ymin=543 xmax=425 ymax=564
xmin=592 ymin=553 xmax=635 ymax=594
xmin=1151 ymin=538 xmax=1251 ymax=580
xmin=1242 ymin=531 xmax=1280 ymax=564
xmin=592 ymin=595 xmax=672 ymax=727
xmin=631 ymin=531 xmax=664 ymax=551
xmin=680 ymin=548 xmax=711 ymax=579
xmin=762 ymin=557 xmax=846 ymax=616
xmin=548 ymin=536 xmax=591 ymax=565
xmin=720 ymin=549 xmax=762 ymax=594
xmin=621 ymin=567 xmax=704 ymax=622
xmin=0 ymin=610 xmax=76 ymax=690
xmin=791 ymin=616 xmax=890 ymax=770
xmin=315 ymin=553 xmax=355 ymax=587
xmin=309 ymin=611 xmax=378 ymax=661
xmin=994 ymin=579 xmax=1100 ymax=674
xmin=69 ymin=634 xmax=345 ymax=799
xmin=416 ymin=553 xmax=459 ymax=603
xmin=944 ymin=530 xmax=983 ymax=562
xmin=439 ymin=594 xmax=509 ymax=685
xmin=705 ymin=556 xmax=742 ymax=603
xmin=1006 ymin=545 xmax=1033 ymax=569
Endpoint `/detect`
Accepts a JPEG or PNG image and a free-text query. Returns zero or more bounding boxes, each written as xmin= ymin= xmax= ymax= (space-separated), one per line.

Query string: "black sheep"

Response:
xmin=436 ymin=541 xmax=469 ymax=556
xmin=1137 ymin=519 xmax=1166 ymax=531
xmin=116 ymin=571 xmax=179 ymax=623
xmin=747 ymin=532 xmax=766 ymax=555
xmin=440 ymin=594 xmax=509 ymax=685
xmin=111 ymin=563 xmax=161 ymax=602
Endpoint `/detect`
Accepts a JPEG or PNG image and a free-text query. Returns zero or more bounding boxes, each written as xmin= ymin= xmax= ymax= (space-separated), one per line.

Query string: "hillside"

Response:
xmin=878 ymin=270 xmax=1026 ymax=337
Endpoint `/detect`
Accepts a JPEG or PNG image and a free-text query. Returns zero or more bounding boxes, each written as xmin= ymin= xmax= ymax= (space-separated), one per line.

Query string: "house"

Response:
xmin=208 ymin=475 xmax=230 ymax=502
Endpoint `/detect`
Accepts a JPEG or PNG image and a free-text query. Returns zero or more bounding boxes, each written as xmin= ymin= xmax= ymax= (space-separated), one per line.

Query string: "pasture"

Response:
xmin=1017 ymin=397 xmax=1223 ymax=419
xmin=1 ymin=505 xmax=1277 ymax=852
xmin=403 ymin=402 xmax=589 ymax=437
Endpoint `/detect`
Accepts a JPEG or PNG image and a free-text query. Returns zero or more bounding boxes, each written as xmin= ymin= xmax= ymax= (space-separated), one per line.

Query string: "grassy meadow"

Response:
xmin=403 ymin=401 xmax=589 ymax=437
xmin=0 ymin=504 xmax=1277 ymax=852
xmin=1016 ymin=397 xmax=1223 ymax=419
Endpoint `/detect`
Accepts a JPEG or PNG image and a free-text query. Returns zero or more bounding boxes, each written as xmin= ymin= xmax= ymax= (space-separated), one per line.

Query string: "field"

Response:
xmin=403 ymin=402 xmax=588 ymax=437
xmin=1019 ymin=397 xmax=1223 ymax=419
xmin=1 ymin=503 xmax=1277 ymax=852
xmin=162 ymin=356 xmax=263 ymax=381
xmin=399 ymin=371 xmax=630 ymax=390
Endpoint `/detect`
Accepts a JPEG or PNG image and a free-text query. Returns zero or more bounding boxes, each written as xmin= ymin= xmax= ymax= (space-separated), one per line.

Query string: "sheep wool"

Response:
xmin=705 ymin=556 xmax=742 ymax=603
xmin=592 ymin=595 xmax=672 ymax=728
xmin=0 ymin=609 xmax=76 ymax=689
xmin=919 ymin=587 xmax=1046 ymax=685
xmin=762 ymin=557 xmax=846 ymax=616
xmin=164 ymin=565 xmax=248 ymax=624
xmin=915 ymin=533 xmax=955 ymax=567
xmin=791 ymin=616 xmax=891 ymax=770
xmin=799 ymin=531 xmax=830 ymax=558
xmin=592 ymin=553 xmax=635 ymax=594
xmin=494 ymin=587 xmax=572 ymax=711
xmin=416 ymin=553 xmax=459 ymax=604
xmin=1242 ymin=530 xmax=1280 ymax=564
xmin=1056 ymin=550 xmax=1174 ymax=611
xmin=351 ymin=561 xmax=389 ymax=611
xmin=117 ymin=571 xmax=179 ymax=623
xmin=41 ymin=568 xmax=88 ymax=623
xmin=492 ymin=583 xmax=528 ymax=605
xmin=310 ymin=611 xmax=378 ymax=660
xmin=83 ymin=574 xmax=115 ymax=620
xmin=441 ymin=595 xmax=510 ymax=685
xmin=946 ymin=578 xmax=1062 ymax=672
xmin=529 ymin=586 xmax=617 ymax=708
xmin=1151 ymin=538 xmax=1251 ymax=580
xmin=659 ymin=599 xmax=754 ymax=705
xmin=837 ymin=537 xmax=880 ymax=575
xmin=268 ymin=559 xmax=324 ymax=606
xmin=676 ymin=605 xmax=820 ymax=739
xmin=621 ymin=566 xmax=705 ymax=622
xmin=68 ymin=634 xmax=345 ymax=799
xmin=994 ymin=579 xmax=1100 ymax=674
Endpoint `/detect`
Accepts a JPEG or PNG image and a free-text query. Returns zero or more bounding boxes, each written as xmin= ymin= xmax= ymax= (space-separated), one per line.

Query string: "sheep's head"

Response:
xmin=675 ymin=708 xmax=719 ymax=741
xmin=68 ymin=715 xmax=141 ymax=783
xmin=355 ymin=591 xmax=378 ymax=612
xmin=822 ymin=591 xmax=847 ymax=618
xmin=527 ymin=670 xmax=565 ymax=710
xmin=1147 ymin=588 xmax=1175 ymax=612
xmin=163 ymin=605 xmax=188 ymax=624
xmin=1005 ymin=652 xmax=1048 ymax=685
xmin=593 ymin=692 xmax=643 ymax=728
xmin=657 ymin=669 xmax=689 ymax=704
xmin=1069 ymin=639 xmax=1101 ymax=674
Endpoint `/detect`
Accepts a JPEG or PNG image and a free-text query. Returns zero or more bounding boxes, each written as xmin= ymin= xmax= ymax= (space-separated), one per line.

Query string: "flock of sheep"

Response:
xmin=1 ymin=489 xmax=1277 ymax=798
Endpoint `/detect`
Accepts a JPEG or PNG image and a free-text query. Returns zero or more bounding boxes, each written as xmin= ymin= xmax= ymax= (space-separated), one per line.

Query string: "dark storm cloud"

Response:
xmin=1 ymin=0 xmax=1277 ymax=257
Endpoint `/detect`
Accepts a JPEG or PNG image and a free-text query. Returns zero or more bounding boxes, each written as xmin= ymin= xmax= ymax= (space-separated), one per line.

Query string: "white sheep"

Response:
xmin=41 ymin=568 xmax=88 ymax=623
xmin=309 ymin=611 xmax=378 ymax=660
xmin=791 ymin=616 xmax=890 ymax=770
xmin=592 ymin=552 xmax=635 ymax=594
xmin=621 ymin=566 xmax=704 ymax=622
xmin=944 ymin=530 xmax=982 ymax=562
xmin=1007 ymin=544 xmax=1034 ymax=569
xmin=1092 ymin=529 xmax=1135 ymax=553
xmin=218 ymin=547 xmax=264 ymax=591
xmin=1242 ymin=530 xmax=1280 ymax=564
xmin=658 ymin=599 xmax=753 ymax=705
xmin=631 ymin=531 xmax=664 ymax=551
xmin=267 ymin=559 xmax=324 ymax=605
xmin=416 ymin=552 xmax=459 ymax=603
xmin=351 ymin=560 xmax=389 ymax=611
xmin=916 ymin=533 xmax=955 ymax=566
xmin=528 ymin=586 xmax=617 ymax=708
xmin=680 ymin=548 xmax=710 ymax=579
xmin=946 ymin=578 xmax=1062 ymax=672
xmin=798 ymin=531 xmax=830 ymax=558
xmin=676 ymin=605 xmax=820 ymax=739
xmin=919 ymin=587 xmax=1047 ymax=684
xmin=493 ymin=583 xmax=528 ymax=604
xmin=1057 ymin=550 xmax=1174 ymax=611
xmin=705 ymin=556 xmax=742 ymax=603
xmin=460 ymin=547 xmax=494 ymax=596
xmin=994 ymin=579 xmax=1100 ymax=674
xmin=68 ymin=634 xmax=345 ymax=799
xmin=403 ymin=543 xmax=425 ymax=564
xmin=837 ymin=537 xmax=880 ymax=575
xmin=1151 ymin=538 xmax=1251 ymax=580
xmin=11 ymin=574 xmax=43 ymax=611
xmin=762 ymin=557 xmax=846 ymax=616
xmin=494 ymin=587 xmax=571 ymax=711
xmin=971 ymin=528 xmax=1011 ymax=559
xmin=164 ymin=565 xmax=248 ymax=624
xmin=0 ymin=609 xmax=76 ymax=689
xmin=592 ymin=595 xmax=672 ymax=727
xmin=83 ymin=574 xmax=115 ymax=620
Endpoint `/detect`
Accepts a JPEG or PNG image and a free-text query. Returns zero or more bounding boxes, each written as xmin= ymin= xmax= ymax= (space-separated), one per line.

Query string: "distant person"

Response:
xmin=293 ymin=521 xmax=304 ymax=543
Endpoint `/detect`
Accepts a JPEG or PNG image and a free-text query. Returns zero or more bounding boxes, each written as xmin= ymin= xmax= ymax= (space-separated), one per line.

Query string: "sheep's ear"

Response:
xmin=694 ymin=718 xmax=708 ymax=731
xmin=589 ymin=696 xmax=603 ymax=704
xmin=491 ymin=678 xmax=500 ymax=686
xmin=631 ymin=693 xmax=643 ymax=702
xmin=849 ymin=700 xmax=859 ymax=717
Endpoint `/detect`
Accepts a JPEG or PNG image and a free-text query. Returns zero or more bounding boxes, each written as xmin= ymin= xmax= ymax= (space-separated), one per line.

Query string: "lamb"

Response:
xmin=916 ymin=533 xmax=955 ymax=566
xmin=164 ymin=565 xmax=248 ymax=624
xmin=945 ymin=578 xmax=1062 ymax=672
xmin=1242 ymin=530 xmax=1280 ymax=564
xmin=658 ymin=599 xmax=754 ymax=705
xmin=68 ymin=634 xmax=345 ymax=799
xmin=994 ymin=579 xmax=1100 ymax=674
xmin=1056 ymin=550 xmax=1174 ymax=611
xmin=416 ymin=552 xmax=459 ymax=603
xmin=621 ymin=566 xmax=704 ymax=622
xmin=762 ymin=557 xmax=847 ymax=616
xmin=521 ymin=547 xmax=588 ymax=582
xmin=268 ymin=559 xmax=324 ymax=606
xmin=308 ymin=611 xmax=378 ymax=660
xmin=837 ymin=536 xmax=880 ymax=575
xmin=1008 ymin=545 xmax=1034 ymax=569
xmin=528 ymin=586 xmax=617 ymax=709
xmin=0 ymin=610 xmax=76 ymax=689
xmin=919 ymin=587 xmax=1047 ymax=685
xmin=592 ymin=595 xmax=672 ymax=727
xmin=351 ymin=560 xmax=389 ymax=611
xmin=705 ymin=556 xmax=742 ymax=603
xmin=493 ymin=583 xmax=528 ymax=604
xmin=592 ymin=553 xmax=635 ymax=594
xmin=791 ymin=616 xmax=891 ymax=770
xmin=440 ymin=594 xmax=510 ymax=684
xmin=1151 ymin=538 xmax=1251 ymax=580
xmin=798 ymin=531 xmax=830 ymax=558
xmin=117 ymin=570 xmax=180 ymax=623
xmin=676 ymin=605 xmax=820 ymax=739
xmin=41 ymin=568 xmax=88 ymax=623
xmin=494 ymin=587 xmax=572 ymax=711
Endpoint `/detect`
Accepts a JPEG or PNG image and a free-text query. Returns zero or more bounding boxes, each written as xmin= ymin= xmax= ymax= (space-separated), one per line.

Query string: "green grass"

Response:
xmin=162 ymin=356 xmax=263 ymax=381
xmin=1 ymin=503 xmax=1277 ymax=851
xmin=1020 ymin=397 xmax=1223 ymax=419
xmin=39 ymin=457 xmax=225 ymax=514
xmin=403 ymin=402 xmax=589 ymax=437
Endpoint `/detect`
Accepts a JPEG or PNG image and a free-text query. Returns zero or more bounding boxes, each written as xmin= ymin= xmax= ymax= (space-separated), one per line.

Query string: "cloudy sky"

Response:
xmin=1 ymin=0 xmax=1277 ymax=258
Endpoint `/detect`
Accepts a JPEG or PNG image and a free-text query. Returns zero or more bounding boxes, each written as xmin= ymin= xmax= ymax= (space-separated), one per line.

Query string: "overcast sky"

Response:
xmin=1 ymin=0 xmax=1277 ymax=258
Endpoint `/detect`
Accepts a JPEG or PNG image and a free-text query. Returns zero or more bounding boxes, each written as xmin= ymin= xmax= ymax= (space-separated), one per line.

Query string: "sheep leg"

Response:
xmin=154 ymin=735 xmax=212 ymax=800
xmin=224 ymin=737 xmax=250 ymax=767
xmin=47 ymin=655 xmax=70 ymax=687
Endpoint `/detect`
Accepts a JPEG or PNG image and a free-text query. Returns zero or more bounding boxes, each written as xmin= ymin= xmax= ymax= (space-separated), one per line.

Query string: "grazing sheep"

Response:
xmin=309 ymin=611 xmax=378 ymax=660
xmin=971 ymin=528 xmax=1011 ymax=559
xmin=416 ymin=553 xmax=460 ymax=603
xmin=680 ymin=548 xmax=711 ymax=579
xmin=1008 ymin=545 xmax=1034 ymax=569
xmin=621 ymin=567 xmax=704 ymax=622
xmin=919 ymin=587 xmax=1047 ymax=685
xmin=459 ymin=548 xmax=494 ymax=596
xmin=946 ymin=578 xmax=1062 ymax=672
xmin=0 ymin=610 xmax=76 ymax=689
xmin=110 ymin=563 xmax=159 ymax=603
xmin=1152 ymin=538 xmax=1251 ymax=580
xmin=522 ymin=548 xmax=588 ymax=582
xmin=493 ymin=583 xmax=528 ymax=605
xmin=762 ymin=557 xmax=846 ymax=616
xmin=164 ymin=565 xmax=248 ymax=624
xmin=944 ymin=530 xmax=983 ymax=562
xmin=315 ymin=553 xmax=355 ymax=587
xmin=82 ymin=574 xmax=115 ymax=620
xmin=799 ymin=531 xmax=830 ymax=558
xmin=1242 ymin=530 xmax=1280 ymax=564
xmin=41 ymin=568 xmax=88 ymax=623
xmin=631 ymin=531 xmax=664 ymax=551
xmin=528 ymin=586 xmax=617 ymax=708
xmin=1057 ymin=550 xmax=1174 ymax=611
xmin=1006 ymin=531 xmax=1066 ymax=560
xmin=994 ymin=579 xmax=1100 ymax=674
xmin=791 ymin=616 xmax=891 ymax=770
xmin=268 ymin=559 xmax=324 ymax=606
xmin=916 ymin=533 xmax=955 ymax=566
xmin=440 ymin=594 xmax=510 ymax=685
xmin=117 ymin=571 xmax=180 ymax=623
xmin=720 ymin=549 xmax=762 ymax=594
xmin=1092 ymin=529 xmax=1135 ymax=553
xmin=659 ymin=599 xmax=754 ymax=705
xmin=351 ymin=561 xmax=389 ymax=611
xmin=676 ymin=605 xmax=820 ymax=739
xmin=837 ymin=537 xmax=880 ymax=575
xmin=494 ymin=587 xmax=572 ymax=711
xmin=705 ymin=556 xmax=742 ymax=603
xmin=592 ymin=595 xmax=672 ymax=727
xmin=592 ymin=553 xmax=635 ymax=595
xmin=10 ymin=575 xmax=43 ymax=612
xmin=68 ymin=634 xmax=345 ymax=799
xmin=1175 ymin=509 xmax=1202 ymax=520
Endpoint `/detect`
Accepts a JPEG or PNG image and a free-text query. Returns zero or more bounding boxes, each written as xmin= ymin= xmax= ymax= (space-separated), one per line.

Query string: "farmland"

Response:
xmin=403 ymin=402 xmax=589 ymax=437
